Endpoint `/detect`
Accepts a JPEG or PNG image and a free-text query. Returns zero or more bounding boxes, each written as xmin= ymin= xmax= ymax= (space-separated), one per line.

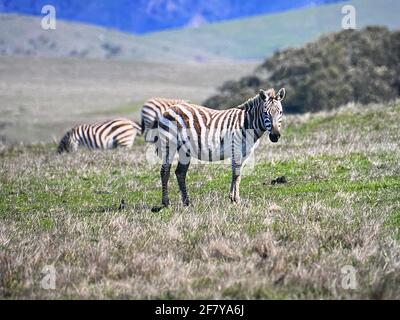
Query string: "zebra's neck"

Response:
xmin=239 ymin=95 xmax=267 ymax=136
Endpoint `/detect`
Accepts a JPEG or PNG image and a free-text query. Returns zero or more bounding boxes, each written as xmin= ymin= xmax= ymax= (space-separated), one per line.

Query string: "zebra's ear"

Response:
xmin=259 ymin=89 xmax=267 ymax=101
xmin=277 ymin=88 xmax=286 ymax=101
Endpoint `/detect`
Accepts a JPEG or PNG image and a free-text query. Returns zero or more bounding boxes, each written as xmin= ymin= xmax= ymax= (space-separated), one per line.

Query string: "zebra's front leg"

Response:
xmin=161 ymin=163 xmax=172 ymax=207
xmin=175 ymin=160 xmax=191 ymax=206
xmin=230 ymin=161 xmax=242 ymax=203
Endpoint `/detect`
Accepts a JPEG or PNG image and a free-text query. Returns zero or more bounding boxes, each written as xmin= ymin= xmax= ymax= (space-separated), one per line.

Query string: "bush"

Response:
xmin=204 ymin=26 xmax=400 ymax=113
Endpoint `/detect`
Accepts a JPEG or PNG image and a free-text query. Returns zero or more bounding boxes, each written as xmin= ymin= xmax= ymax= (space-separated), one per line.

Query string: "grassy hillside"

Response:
xmin=0 ymin=13 xmax=219 ymax=62
xmin=144 ymin=0 xmax=400 ymax=60
xmin=1 ymin=0 xmax=399 ymax=62
xmin=204 ymin=26 xmax=400 ymax=113
xmin=1 ymin=101 xmax=399 ymax=299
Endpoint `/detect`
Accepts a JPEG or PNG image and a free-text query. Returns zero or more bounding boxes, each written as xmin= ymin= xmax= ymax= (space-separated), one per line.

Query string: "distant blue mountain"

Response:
xmin=0 ymin=0 xmax=345 ymax=34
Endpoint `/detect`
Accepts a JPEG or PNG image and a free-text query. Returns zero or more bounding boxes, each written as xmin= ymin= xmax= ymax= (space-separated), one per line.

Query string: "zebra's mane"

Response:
xmin=237 ymin=94 xmax=263 ymax=110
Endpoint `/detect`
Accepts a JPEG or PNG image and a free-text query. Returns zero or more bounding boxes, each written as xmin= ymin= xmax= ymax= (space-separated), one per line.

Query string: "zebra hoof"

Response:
xmin=151 ymin=205 xmax=167 ymax=213
xmin=118 ymin=199 xmax=125 ymax=211
xmin=230 ymin=196 xmax=240 ymax=204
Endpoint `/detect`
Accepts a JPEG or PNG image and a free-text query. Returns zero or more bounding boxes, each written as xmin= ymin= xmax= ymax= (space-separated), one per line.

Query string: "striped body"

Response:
xmin=159 ymin=102 xmax=258 ymax=163
xmin=156 ymin=88 xmax=285 ymax=207
xmin=57 ymin=118 xmax=141 ymax=153
xmin=141 ymin=97 xmax=187 ymax=142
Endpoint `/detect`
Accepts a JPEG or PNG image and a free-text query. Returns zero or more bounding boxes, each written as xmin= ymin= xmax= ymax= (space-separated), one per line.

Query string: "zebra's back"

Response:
xmin=58 ymin=118 xmax=141 ymax=153
xmin=141 ymin=97 xmax=187 ymax=142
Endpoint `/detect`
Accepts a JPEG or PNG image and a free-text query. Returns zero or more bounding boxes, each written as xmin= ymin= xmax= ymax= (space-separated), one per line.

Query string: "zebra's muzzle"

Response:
xmin=269 ymin=133 xmax=280 ymax=143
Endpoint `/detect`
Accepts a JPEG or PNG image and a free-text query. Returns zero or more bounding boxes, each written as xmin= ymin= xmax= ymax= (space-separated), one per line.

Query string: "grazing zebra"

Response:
xmin=156 ymin=88 xmax=285 ymax=207
xmin=141 ymin=97 xmax=187 ymax=142
xmin=57 ymin=118 xmax=141 ymax=153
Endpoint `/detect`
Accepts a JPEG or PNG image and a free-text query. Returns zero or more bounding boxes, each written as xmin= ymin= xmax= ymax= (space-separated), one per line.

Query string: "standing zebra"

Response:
xmin=57 ymin=118 xmax=141 ymax=153
xmin=141 ymin=97 xmax=187 ymax=142
xmin=156 ymin=88 xmax=285 ymax=207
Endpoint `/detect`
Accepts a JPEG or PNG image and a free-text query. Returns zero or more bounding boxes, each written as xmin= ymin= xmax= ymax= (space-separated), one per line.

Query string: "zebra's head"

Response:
xmin=57 ymin=130 xmax=74 ymax=154
xmin=259 ymin=88 xmax=285 ymax=143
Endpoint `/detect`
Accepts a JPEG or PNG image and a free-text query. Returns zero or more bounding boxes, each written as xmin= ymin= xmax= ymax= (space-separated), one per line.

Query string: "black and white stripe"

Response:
xmin=141 ymin=97 xmax=187 ymax=142
xmin=57 ymin=118 xmax=141 ymax=153
xmin=156 ymin=88 xmax=285 ymax=206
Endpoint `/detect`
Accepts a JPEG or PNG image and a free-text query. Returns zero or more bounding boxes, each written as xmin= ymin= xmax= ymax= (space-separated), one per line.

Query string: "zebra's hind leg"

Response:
xmin=175 ymin=160 xmax=191 ymax=206
xmin=155 ymin=132 xmax=177 ymax=210
xmin=161 ymin=163 xmax=172 ymax=207
xmin=151 ymin=163 xmax=172 ymax=212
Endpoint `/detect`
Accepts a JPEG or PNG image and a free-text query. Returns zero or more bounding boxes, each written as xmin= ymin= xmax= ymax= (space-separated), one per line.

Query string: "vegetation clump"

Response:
xmin=204 ymin=26 xmax=400 ymax=113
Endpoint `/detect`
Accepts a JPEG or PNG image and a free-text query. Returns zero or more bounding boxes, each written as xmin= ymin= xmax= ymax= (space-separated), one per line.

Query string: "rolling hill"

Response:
xmin=204 ymin=26 xmax=400 ymax=113
xmin=0 ymin=13 xmax=218 ymax=61
xmin=0 ymin=0 xmax=345 ymax=34
xmin=143 ymin=0 xmax=400 ymax=60
xmin=0 ymin=0 xmax=399 ymax=62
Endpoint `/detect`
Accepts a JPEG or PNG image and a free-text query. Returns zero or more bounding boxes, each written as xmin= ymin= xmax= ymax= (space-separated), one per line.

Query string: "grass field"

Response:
xmin=1 ymin=101 xmax=399 ymax=299
xmin=0 ymin=56 xmax=256 ymax=144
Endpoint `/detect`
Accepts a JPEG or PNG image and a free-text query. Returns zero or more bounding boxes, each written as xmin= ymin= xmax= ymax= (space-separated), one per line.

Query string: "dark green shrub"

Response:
xmin=204 ymin=26 xmax=400 ymax=113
